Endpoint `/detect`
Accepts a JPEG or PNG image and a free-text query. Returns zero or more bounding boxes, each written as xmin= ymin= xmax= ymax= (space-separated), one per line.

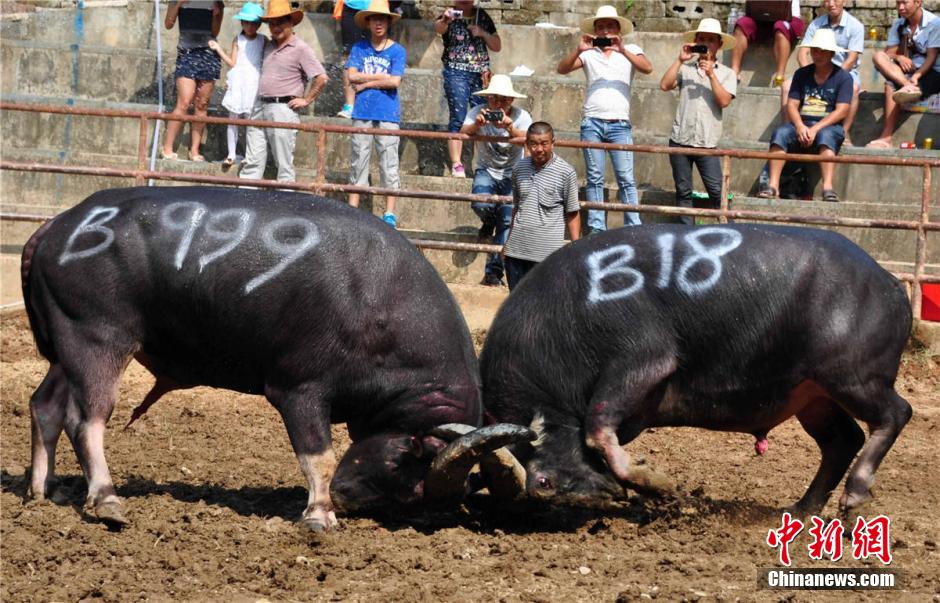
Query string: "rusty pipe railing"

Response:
xmin=0 ymin=101 xmax=937 ymax=317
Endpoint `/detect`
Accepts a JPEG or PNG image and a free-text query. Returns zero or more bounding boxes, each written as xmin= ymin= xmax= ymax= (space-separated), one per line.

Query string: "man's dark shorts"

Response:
xmin=770 ymin=122 xmax=845 ymax=154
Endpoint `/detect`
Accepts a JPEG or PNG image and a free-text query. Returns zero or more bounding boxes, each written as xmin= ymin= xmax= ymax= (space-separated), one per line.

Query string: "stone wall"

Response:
xmin=304 ymin=0 xmax=902 ymax=34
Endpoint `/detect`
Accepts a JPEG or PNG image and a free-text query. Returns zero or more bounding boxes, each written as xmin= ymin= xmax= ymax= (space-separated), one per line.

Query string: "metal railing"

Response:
xmin=0 ymin=101 xmax=937 ymax=319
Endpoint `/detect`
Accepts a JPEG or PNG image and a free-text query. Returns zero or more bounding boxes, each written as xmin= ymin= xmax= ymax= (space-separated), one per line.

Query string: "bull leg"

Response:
xmin=59 ymin=355 xmax=128 ymax=526
xmin=792 ymin=399 xmax=866 ymax=515
xmin=267 ymin=384 xmax=338 ymax=532
xmin=830 ymin=385 xmax=912 ymax=511
xmin=583 ymin=359 xmax=678 ymax=495
xmin=28 ymin=364 xmax=69 ymax=500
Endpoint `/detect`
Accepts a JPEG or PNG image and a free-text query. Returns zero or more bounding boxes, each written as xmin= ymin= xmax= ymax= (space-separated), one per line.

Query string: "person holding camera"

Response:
xmin=660 ymin=18 xmax=737 ymax=225
xmin=557 ymin=5 xmax=652 ymax=235
xmin=459 ymin=75 xmax=532 ymax=287
xmin=434 ymin=0 xmax=501 ymax=178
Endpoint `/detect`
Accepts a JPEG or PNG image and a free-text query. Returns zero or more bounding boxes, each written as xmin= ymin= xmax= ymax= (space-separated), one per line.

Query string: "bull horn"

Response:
xmin=424 ymin=424 xmax=535 ymax=501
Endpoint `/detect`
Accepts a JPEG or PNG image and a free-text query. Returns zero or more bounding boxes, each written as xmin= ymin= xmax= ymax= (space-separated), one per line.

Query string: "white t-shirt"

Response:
xmin=579 ymin=45 xmax=645 ymax=120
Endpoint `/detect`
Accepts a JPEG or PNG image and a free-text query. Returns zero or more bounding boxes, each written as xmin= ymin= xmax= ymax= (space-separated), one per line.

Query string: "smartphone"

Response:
xmin=484 ymin=110 xmax=504 ymax=123
xmin=451 ymin=8 xmax=463 ymax=18
xmin=592 ymin=37 xmax=613 ymax=48
xmin=690 ymin=44 xmax=709 ymax=53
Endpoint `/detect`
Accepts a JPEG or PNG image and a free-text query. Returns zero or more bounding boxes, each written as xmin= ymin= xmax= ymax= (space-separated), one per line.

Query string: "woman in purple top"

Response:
xmin=162 ymin=1 xmax=224 ymax=162
xmin=433 ymin=0 xmax=501 ymax=178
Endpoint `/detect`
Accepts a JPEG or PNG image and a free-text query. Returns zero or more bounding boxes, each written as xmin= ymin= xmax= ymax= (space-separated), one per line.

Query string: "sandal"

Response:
xmin=222 ymin=157 xmax=235 ymax=167
xmin=757 ymin=186 xmax=778 ymax=199
xmin=865 ymin=139 xmax=892 ymax=149
xmin=892 ymin=85 xmax=922 ymax=105
xmin=822 ymin=188 xmax=839 ymax=202
xmin=190 ymin=154 xmax=206 ymax=162
xmin=161 ymin=150 xmax=178 ymax=160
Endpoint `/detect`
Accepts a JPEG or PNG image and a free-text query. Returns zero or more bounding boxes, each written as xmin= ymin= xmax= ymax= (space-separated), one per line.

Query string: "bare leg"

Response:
xmin=819 ymin=147 xmax=836 ymax=191
xmin=28 ymin=364 xmax=69 ymax=500
xmin=773 ymin=30 xmax=792 ymax=82
xmin=766 ymin=145 xmax=787 ymax=193
xmin=189 ymin=79 xmax=215 ymax=160
xmin=448 ymin=139 xmax=463 ymax=169
xmin=163 ymin=77 xmax=196 ymax=157
xmin=348 ymin=193 xmax=360 ymax=208
xmin=780 ymin=79 xmax=792 ymax=123
xmin=730 ymin=27 xmax=748 ymax=77
xmin=870 ymin=51 xmax=911 ymax=144
xmin=844 ymin=84 xmax=860 ymax=145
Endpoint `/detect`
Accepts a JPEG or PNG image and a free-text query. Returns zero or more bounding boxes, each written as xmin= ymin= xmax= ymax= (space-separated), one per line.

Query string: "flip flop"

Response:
xmin=190 ymin=154 xmax=206 ymax=162
xmin=757 ymin=186 xmax=778 ymax=199
xmin=222 ymin=157 xmax=235 ymax=167
xmin=865 ymin=139 xmax=892 ymax=149
xmin=161 ymin=150 xmax=178 ymax=160
xmin=892 ymin=87 xmax=922 ymax=104
xmin=822 ymin=188 xmax=839 ymax=202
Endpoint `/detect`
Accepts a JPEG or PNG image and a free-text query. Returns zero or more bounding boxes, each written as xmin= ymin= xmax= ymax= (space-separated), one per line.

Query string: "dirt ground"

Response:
xmin=2 ymin=311 xmax=938 ymax=602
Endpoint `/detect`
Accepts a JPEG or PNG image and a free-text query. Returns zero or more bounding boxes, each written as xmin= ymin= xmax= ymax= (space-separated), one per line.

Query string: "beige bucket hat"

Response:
xmin=354 ymin=0 xmax=402 ymax=29
xmin=473 ymin=74 xmax=527 ymax=98
xmin=799 ymin=28 xmax=846 ymax=53
xmin=683 ymin=18 xmax=736 ymax=49
xmin=580 ymin=5 xmax=634 ymax=36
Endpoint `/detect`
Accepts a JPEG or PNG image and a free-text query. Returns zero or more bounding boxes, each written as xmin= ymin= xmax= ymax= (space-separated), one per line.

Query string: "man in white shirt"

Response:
xmin=558 ymin=5 xmax=652 ymax=234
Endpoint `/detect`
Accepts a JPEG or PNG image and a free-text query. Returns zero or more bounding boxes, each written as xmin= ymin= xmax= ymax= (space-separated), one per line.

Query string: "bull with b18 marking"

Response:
xmin=480 ymin=224 xmax=914 ymax=514
xmin=20 ymin=186 xmax=533 ymax=531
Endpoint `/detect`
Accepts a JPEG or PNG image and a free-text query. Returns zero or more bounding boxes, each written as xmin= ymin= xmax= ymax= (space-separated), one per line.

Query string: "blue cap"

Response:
xmin=233 ymin=2 xmax=264 ymax=23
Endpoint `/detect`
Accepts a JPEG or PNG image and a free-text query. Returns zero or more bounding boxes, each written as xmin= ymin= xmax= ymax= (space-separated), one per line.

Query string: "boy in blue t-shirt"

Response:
xmin=345 ymin=1 xmax=406 ymax=228
xmin=760 ymin=29 xmax=853 ymax=203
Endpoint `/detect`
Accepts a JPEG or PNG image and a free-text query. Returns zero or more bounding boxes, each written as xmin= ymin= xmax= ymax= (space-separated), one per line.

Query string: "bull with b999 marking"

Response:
xmin=21 ymin=186 xmax=532 ymax=530
xmin=481 ymin=224 xmax=913 ymax=514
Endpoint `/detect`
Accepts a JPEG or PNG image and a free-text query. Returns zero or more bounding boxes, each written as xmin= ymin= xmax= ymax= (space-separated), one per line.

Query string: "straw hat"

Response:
xmin=354 ymin=0 xmax=402 ymax=29
xmin=232 ymin=2 xmax=264 ymax=23
xmin=682 ymin=18 xmax=736 ymax=49
xmin=260 ymin=0 xmax=303 ymax=26
xmin=472 ymin=74 xmax=527 ymax=98
xmin=799 ymin=28 xmax=846 ymax=53
xmin=580 ymin=5 xmax=634 ymax=36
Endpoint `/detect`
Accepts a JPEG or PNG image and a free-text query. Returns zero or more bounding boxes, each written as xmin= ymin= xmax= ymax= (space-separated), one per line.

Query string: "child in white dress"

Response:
xmin=209 ymin=2 xmax=266 ymax=166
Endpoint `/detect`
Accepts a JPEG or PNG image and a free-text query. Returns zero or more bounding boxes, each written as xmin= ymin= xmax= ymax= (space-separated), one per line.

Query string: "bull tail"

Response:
xmin=21 ymin=219 xmax=57 ymax=362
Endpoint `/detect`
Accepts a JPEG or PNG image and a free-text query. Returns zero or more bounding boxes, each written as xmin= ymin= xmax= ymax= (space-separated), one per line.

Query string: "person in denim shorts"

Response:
xmin=558 ymin=5 xmax=652 ymax=234
xmin=434 ymin=1 xmax=501 ymax=178
xmin=760 ymin=29 xmax=853 ymax=202
xmin=459 ymin=75 xmax=532 ymax=287
xmin=162 ymin=0 xmax=225 ymax=161
xmin=730 ymin=0 xmax=806 ymax=86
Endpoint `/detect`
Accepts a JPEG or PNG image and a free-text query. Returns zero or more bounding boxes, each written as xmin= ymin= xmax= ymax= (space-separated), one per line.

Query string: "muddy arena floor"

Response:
xmin=1 ymin=311 xmax=938 ymax=602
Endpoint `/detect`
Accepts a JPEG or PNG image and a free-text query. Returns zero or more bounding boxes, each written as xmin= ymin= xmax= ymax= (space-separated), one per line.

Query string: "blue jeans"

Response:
xmin=471 ymin=168 xmax=513 ymax=278
xmin=581 ymin=117 xmax=640 ymax=230
xmin=443 ymin=68 xmax=485 ymax=133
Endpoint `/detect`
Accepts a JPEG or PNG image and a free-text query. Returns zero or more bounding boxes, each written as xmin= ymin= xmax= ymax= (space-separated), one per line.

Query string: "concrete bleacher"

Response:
xmin=2 ymin=2 xmax=939 ymax=295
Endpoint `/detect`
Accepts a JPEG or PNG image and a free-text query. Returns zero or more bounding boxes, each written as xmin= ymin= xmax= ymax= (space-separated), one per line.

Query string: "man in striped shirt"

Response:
xmin=502 ymin=122 xmax=581 ymax=290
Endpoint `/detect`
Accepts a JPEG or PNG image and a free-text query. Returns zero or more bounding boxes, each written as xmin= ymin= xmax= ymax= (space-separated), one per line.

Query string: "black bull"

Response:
xmin=481 ymin=224 xmax=913 ymax=513
xmin=20 ymin=187 xmax=531 ymax=530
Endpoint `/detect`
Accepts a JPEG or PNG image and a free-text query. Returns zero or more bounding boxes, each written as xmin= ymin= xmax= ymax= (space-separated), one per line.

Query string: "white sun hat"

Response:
xmin=683 ymin=18 xmax=736 ymax=49
xmin=580 ymin=5 xmax=634 ymax=36
xmin=472 ymin=74 xmax=527 ymax=98
xmin=799 ymin=28 xmax=846 ymax=53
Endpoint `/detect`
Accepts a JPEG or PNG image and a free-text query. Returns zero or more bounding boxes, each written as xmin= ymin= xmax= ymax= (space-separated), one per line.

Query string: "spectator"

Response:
xmin=759 ymin=29 xmax=853 ymax=202
xmin=659 ymin=18 xmax=737 ymax=225
xmin=162 ymin=0 xmax=225 ymax=161
xmin=781 ymin=0 xmax=863 ymax=146
xmin=208 ymin=2 xmax=266 ymax=167
xmin=867 ymin=0 xmax=940 ymax=149
xmin=459 ymin=74 xmax=532 ymax=287
xmin=434 ymin=1 xmax=501 ymax=178
xmin=730 ymin=0 xmax=806 ymax=86
xmin=336 ymin=0 xmax=370 ymax=119
xmin=502 ymin=122 xmax=581 ymax=291
xmin=239 ymin=0 xmax=328 ymax=184
xmin=557 ymin=5 xmax=652 ymax=234
xmin=345 ymin=0 xmax=406 ymax=228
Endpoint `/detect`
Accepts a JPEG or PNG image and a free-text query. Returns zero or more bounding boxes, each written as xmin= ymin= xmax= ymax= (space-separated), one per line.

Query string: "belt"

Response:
xmin=260 ymin=95 xmax=296 ymax=104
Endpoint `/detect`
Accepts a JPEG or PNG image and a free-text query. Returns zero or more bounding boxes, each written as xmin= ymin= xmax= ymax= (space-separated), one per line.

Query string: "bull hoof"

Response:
xmin=94 ymin=501 xmax=129 ymax=527
xmin=839 ymin=489 xmax=874 ymax=515
xmin=627 ymin=466 xmax=677 ymax=497
xmin=299 ymin=507 xmax=338 ymax=533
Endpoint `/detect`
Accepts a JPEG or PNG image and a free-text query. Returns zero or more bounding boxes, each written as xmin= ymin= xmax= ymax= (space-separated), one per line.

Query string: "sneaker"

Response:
xmin=337 ymin=104 xmax=353 ymax=119
xmin=451 ymin=163 xmax=466 ymax=178
xmin=477 ymin=221 xmax=496 ymax=243
xmin=382 ymin=212 xmax=397 ymax=228
xmin=481 ymin=273 xmax=503 ymax=287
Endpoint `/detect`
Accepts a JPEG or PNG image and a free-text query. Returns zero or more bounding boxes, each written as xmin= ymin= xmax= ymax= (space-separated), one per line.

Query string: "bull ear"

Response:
xmin=424 ymin=424 xmax=535 ymax=502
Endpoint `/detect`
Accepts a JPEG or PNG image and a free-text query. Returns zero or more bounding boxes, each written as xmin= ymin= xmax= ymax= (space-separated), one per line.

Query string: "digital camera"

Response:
xmin=592 ymin=37 xmax=613 ymax=48
xmin=484 ymin=110 xmax=505 ymax=122
xmin=690 ymin=44 xmax=709 ymax=53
